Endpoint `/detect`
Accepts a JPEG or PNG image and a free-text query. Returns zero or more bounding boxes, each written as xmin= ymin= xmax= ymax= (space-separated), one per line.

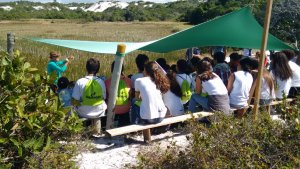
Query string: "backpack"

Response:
xmin=178 ymin=75 xmax=192 ymax=102
xmin=58 ymin=88 xmax=72 ymax=107
xmin=115 ymin=79 xmax=130 ymax=106
xmin=82 ymin=78 xmax=103 ymax=106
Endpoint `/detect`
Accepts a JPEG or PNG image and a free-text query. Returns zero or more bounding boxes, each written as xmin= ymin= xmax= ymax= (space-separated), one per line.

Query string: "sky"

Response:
xmin=0 ymin=0 xmax=177 ymax=3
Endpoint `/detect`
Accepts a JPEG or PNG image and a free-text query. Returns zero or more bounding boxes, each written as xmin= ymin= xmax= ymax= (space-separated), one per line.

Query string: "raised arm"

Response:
xmin=49 ymin=61 xmax=68 ymax=73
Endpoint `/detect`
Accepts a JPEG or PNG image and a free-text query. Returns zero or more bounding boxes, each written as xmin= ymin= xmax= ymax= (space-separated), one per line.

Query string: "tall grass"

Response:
xmin=0 ymin=20 xmax=191 ymax=81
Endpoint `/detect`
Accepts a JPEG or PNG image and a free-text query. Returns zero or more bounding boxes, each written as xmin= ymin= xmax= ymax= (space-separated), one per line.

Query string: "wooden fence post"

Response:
xmin=106 ymin=44 xmax=126 ymax=130
xmin=7 ymin=33 xmax=14 ymax=58
xmin=253 ymin=0 xmax=274 ymax=120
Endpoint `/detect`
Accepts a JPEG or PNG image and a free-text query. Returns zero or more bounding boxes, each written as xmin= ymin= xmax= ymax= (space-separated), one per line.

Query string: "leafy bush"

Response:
xmin=0 ymin=51 xmax=83 ymax=168
xmin=132 ymin=101 xmax=300 ymax=168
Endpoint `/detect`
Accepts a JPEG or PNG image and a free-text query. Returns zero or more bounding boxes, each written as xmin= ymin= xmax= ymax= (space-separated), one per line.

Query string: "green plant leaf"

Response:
xmin=2 ymin=58 xmax=9 ymax=66
xmin=33 ymin=135 xmax=44 ymax=151
xmin=23 ymin=138 xmax=35 ymax=148
xmin=28 ymin=68 xmax=38 ymax=73
xmin=18 ymin=147 xmax=23 ymax=157
xmin=0 ymin=138 xmax=8 ymax=144
xmin=23 ymin=62 xmax=31 ymax=70
xmin=10 ymin=138 xmax=20 ymax=148
xmin=44 ymin=136 xmax=51 ymax=151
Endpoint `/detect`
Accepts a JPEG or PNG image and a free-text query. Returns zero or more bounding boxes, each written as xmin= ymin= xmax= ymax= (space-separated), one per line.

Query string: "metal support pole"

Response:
xmin=253 ymin=0 xmax=273 ymax=120
xmin=106 ymin=44 xmax=126 ymax=130
xmin=7 ymin=33 xmax=14 ymax=58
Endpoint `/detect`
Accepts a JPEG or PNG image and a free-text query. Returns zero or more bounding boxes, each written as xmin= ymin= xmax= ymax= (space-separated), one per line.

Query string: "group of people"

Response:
xmin=47 ymin=48 xmax=300 ymax=128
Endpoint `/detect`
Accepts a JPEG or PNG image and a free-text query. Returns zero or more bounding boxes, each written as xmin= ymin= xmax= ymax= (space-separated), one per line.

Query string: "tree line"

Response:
xmin=0 ymin=0 xmax=299 ymax=48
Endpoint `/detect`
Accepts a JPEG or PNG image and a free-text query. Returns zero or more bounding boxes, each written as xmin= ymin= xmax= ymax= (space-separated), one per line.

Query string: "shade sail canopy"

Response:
xmin=30 ymin=7 xmax=293 ymax=54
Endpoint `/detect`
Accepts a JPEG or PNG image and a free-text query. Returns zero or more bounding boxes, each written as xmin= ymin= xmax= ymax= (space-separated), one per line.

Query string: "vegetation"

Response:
xmin=132 ymin=101 xmax=300 ymax=168
xmin=0 ymin=21 xmax=189 ymax=81
xmin=0 ymin=51 xmax=83 ymax=168
xmin=0 ymin=0 xmax=298 ymax=47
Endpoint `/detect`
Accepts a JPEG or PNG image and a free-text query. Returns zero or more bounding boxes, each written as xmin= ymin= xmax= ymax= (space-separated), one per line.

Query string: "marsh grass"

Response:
xmin=0 ymin=20 xmax=192 ymax=80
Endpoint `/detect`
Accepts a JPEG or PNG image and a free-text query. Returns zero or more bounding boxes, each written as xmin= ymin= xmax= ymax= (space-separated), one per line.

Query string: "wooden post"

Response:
xmin=253 ymin=0 xmax=274 ymax=120
xmin=7 ymin=33 xmax=14 ymax=58
xmin=106 ymin=44 xmax=126 ymax=130
xmin=92 ymin=118 xmax=101 ymax=135
xmin=143 ymin=129 xmax=151 ymax=143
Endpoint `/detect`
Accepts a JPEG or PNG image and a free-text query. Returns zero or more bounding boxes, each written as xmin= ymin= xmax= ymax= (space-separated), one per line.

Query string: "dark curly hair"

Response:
xmin=144 ymin=61 xmax=170 ymax=94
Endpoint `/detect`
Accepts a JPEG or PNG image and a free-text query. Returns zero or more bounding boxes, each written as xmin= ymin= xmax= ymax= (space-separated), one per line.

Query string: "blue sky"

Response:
xmin=0 ymin=0 xmax=177 ymax=3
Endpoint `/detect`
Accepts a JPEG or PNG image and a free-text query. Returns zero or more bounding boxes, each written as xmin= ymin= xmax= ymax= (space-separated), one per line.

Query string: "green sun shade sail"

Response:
xmin=30 ymin=7 xmax=293 ymax=55
xmin=30 ymin=38 xmax=155 ymax=54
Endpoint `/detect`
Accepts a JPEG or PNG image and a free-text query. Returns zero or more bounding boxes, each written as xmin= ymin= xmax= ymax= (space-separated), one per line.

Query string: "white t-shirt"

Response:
xmin=260 ymin=78 xmax=275 ymax=100
xmin=176 ymin=73 xmax=194 ymax=104
xmin=229 ymin=71 xmax=253 ymax=107
xmin=202 ymin=73 xmax=228 ymax=95
xmin=131 ymin=73 xmax=143 ymax=88
xmin=72 ymin=76 xmax=107 ymax=119
xmin=135 ymin=77 xmax=167 ymax=120
xmin=271 ymin=71 xmax=292 ymax=99
xmin=162 ymin=91 xmax=184 ymax=116
xmin=289 ymin=61 xmax=300 ymax=87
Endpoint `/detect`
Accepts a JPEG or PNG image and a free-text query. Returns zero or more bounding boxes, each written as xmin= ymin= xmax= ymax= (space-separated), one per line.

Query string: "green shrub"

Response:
xmin=0 ymin=51 xmax=83 ymax=168
xmin=132 ymin=101 xmax=300 ymax=168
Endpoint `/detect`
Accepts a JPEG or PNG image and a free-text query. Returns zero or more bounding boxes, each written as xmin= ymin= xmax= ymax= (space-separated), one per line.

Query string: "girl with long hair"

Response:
xmin=162 ymin=71 xmax=184 ymax=116
xmin=227 ymin=57 xmax=253 ymax=109
xmin=132 ymin=61 xmax=170 ymax=124
xmin=188 ymin=60 xmax=230 ymax=114
xmin=270 ymin=52 xmax=292 ymax=99
xmin=260 ymin=69 xmax=275 ymax=105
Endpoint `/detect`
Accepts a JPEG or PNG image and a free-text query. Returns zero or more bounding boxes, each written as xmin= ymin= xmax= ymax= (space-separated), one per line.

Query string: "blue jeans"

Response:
xmin=141 ymin=118 xmax=163 ymax=124
xmin=130 ymin=98 xmax=141 ymax=124
xmin=188 ymin=93 xmax=209 ymax=113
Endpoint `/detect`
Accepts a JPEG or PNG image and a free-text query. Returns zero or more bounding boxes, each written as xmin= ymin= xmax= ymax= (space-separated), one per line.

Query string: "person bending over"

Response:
xmin=188 ymin=60 xmax=230 ymax=114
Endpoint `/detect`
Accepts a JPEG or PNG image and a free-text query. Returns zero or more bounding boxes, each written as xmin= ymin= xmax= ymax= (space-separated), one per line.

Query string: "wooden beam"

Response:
xmin=106 ymin=111 xmax=213 ymax=137
xmin=253 ymin=0 xmax=274 ymax=120
xmin=106 ymin=44 xmax=126 ymax=130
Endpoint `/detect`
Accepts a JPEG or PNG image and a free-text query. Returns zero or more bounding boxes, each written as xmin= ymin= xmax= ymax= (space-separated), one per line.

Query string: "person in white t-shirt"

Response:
xmin=132 ymin=61 xmax=170 ymax=124
xmin=270 ymin=52 xmax=292 ymax=99
xmin=72 ymin=58 xmax=107 ymax=119
xmin=188 ymin=60 xmax=230 ymax=114
xmin=282 ymin=50 xmax=300 ymax=97
xmin=130 ymin=54 xmax=149 ymax=123
xmin=260 ymin=69 xmax=275 ymax=105
xmin=131 ymin=54 xmax=149 ymax=90
xmin=163 ymin=71 xmax=184 ymax=116
xmin=227 ymin=57 xmax=253 ymax=109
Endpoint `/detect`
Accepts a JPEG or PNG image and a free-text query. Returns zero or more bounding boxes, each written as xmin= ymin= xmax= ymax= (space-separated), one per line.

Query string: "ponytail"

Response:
xmin=263 ymin=69 xmax=274 ymax=96
xmin=199 ymin=71 xmax=216 ymax=82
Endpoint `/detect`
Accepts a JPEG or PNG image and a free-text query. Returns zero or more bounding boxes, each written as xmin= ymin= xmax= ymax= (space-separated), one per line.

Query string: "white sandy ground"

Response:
xmin=76 ymin=115 xmax=283 ymax=169
xmin=76 ymin=130 xmax=190 ymax=169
